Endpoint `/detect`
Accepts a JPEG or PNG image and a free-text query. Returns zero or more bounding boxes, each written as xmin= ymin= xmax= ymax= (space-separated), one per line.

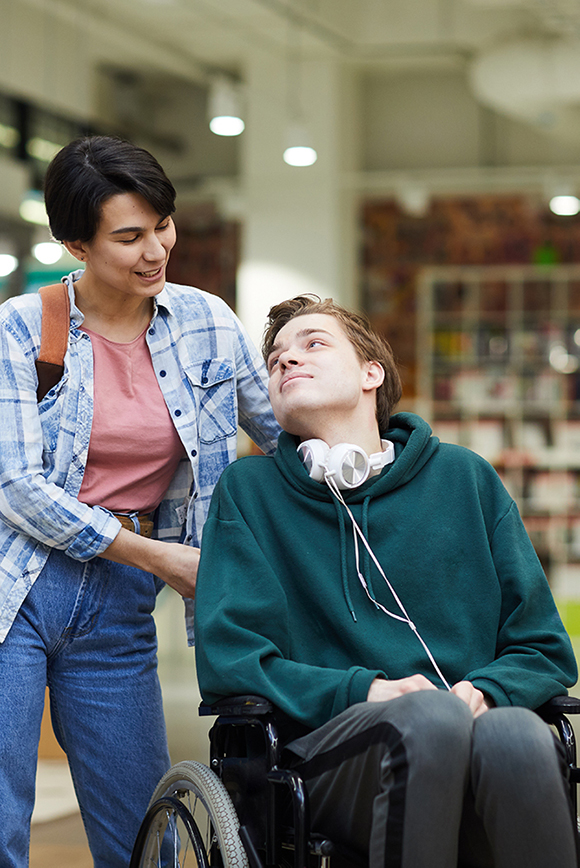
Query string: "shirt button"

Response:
xmin=185 ymin=534 xmax=192 ymax=543
xmin=201 ymin=376 xmax=208 ymax=384
xmin=159 ymin=370 xmax=167 ymax=377
xmin=174 ymin=409 xmax=182 ymax=417
xmin=148 ymin=328 xmax=155 ymax=336
xmin=191 ymin=449 xmax=197 ymax=457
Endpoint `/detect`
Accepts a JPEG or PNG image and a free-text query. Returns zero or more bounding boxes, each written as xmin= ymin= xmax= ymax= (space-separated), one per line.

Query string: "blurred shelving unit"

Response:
xmin=417 ymin=265 xmax=580 ymax=630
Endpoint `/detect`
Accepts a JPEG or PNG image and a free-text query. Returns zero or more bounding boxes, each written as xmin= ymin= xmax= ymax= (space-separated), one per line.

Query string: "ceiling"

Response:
xmin=23 ymin=0 xmax=577 ymax=84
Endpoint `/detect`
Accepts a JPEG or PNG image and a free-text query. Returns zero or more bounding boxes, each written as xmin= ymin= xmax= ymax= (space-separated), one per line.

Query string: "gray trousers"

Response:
xmin=284 ymin=691 xmax=578 ymax=868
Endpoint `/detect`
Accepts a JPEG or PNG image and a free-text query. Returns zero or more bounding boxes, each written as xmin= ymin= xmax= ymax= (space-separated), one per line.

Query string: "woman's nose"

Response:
xmin=143 ymin=233 xmax=166 ymax=260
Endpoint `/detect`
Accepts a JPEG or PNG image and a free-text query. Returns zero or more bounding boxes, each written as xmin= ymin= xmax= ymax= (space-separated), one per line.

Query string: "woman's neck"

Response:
xmin=73 ymin=274 xmax=155 ymax=342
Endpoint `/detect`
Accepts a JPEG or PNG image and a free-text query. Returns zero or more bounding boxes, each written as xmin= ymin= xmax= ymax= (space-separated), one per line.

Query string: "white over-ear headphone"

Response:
xmin=297 ymin=439 xmax=395 ymax=489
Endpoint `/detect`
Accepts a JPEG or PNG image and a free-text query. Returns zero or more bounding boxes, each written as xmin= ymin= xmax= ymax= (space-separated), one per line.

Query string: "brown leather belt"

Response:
xmin=112 ymin=512 xmax=154 ymax=538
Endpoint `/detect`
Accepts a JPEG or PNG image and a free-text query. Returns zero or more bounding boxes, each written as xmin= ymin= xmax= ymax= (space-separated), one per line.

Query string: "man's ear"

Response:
xmin=63 ymin=239 xmax=87 ymax=262
xmin=362 ymin=360 xmax=385 ymax=392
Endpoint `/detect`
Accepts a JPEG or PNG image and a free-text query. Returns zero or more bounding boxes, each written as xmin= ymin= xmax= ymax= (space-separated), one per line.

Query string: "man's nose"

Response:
xmin=280 ymin=353 xmax=299 ymax=371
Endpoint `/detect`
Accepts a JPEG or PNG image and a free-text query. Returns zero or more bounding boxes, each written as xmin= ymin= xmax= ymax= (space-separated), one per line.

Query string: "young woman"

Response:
xmin=0 ymin=135 xmax=279 ymax=867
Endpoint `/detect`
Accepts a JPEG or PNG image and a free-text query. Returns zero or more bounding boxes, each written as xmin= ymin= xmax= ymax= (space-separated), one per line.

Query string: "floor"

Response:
xmin=30 ymin=813 xmax=92 ymax=868
xmin=29 ymin=760 xmax=89 ymax=867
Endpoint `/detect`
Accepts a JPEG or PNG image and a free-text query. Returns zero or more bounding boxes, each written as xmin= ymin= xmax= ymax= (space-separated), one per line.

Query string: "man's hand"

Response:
xmin=367 ymin=674 xmax=438 ymax=702
xmin=99 ymin=528 xmax=199 ymax=598
xmin=367 ymin=676 xmax=495 ymax=718
xmin=451 ymin=681 xmax=494 ymax=717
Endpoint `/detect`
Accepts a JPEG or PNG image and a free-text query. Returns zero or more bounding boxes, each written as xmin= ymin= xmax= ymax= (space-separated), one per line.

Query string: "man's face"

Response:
xmin=266 ymin=313 xmax=374 ymax=437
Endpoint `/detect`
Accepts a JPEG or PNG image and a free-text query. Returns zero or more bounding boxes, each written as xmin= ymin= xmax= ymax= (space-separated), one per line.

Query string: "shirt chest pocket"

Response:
xmin=185 ymin=358 xmax=237 ymax=444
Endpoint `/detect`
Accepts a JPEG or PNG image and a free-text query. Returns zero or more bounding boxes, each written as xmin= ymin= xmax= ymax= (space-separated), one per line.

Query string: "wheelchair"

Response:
xmin=130 ymin=693 xmax=580 ymax=868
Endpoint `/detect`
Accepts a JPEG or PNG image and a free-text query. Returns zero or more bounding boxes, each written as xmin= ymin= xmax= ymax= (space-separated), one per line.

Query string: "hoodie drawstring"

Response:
xmin=332 ymin=495 xmax=358 ymax=622
xmin=324 ymin=471 xmax=451 ymax=691
xmin=361 ymin=496 xmax=376 ymax=601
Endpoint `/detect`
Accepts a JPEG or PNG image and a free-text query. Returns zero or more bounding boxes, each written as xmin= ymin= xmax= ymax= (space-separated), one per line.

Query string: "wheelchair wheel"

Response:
xmin=131 ymin=760 xmax=249 ymax=868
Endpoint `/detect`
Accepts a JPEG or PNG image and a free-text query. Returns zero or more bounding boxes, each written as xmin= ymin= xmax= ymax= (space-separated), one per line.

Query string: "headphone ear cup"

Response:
xmin=297 ymin=439 xmax=330 ymax=482
xmin=326 ymin=443 xmax=370 ymax=489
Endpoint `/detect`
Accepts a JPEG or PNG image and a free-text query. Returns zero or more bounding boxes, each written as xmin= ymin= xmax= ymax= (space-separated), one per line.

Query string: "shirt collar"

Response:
xmin=152 ymin=284 xmax=174 ymax=318
xmin=62 ymin=270 xmax=84 ymax=328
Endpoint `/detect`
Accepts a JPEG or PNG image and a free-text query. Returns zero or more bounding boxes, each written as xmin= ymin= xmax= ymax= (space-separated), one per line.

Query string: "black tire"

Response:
xmin=131 ymin=760 xmax=249 ymax=868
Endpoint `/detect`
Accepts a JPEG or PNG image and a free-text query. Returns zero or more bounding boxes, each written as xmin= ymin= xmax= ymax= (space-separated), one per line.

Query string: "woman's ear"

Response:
xmin=63 ymin=239 xmax=87 ymax=262
xmin=363 ymin=360 xmax=385 ymax=393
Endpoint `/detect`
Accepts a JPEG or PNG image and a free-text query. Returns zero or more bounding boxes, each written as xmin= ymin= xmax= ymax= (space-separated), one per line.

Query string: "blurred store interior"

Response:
xmin=4 ymin=0 xmax=580 ymax=862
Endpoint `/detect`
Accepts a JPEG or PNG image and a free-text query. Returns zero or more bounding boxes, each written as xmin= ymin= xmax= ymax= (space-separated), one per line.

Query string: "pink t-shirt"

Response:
xmin=78 ymin=326 xmax=185 ymax=514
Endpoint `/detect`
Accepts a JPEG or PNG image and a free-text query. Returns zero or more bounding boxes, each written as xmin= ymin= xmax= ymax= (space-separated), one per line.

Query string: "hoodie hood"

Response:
xmin=274 ymin=411 xmax=439 ymax=501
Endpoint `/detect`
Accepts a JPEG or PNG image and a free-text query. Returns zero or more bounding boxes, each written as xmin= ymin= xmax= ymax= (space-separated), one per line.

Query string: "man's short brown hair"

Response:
xmin=262 ymin=295 xmax=402 ymax=433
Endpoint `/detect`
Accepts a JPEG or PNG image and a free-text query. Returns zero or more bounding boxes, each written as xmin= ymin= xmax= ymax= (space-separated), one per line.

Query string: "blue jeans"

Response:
xmin=0 ymin=548 xmax=171 ymax=868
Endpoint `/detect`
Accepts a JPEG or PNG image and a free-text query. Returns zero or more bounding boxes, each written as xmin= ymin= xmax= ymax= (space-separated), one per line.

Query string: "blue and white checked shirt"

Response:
xmin=0 ymin=271 xmax=280 ymax=643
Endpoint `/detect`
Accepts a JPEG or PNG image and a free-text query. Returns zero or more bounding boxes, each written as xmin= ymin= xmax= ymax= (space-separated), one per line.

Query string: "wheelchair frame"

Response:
xmin=130 ymin=693 xmax=580 ymax=868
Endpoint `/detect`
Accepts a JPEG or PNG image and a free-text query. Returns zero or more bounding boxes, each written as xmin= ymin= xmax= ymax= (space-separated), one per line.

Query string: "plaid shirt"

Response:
xmin=0 ymin=271 xmax=280 ymax=643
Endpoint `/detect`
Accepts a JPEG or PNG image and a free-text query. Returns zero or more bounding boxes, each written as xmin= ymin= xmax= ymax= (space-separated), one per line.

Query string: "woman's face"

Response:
xmin=68 ymin=191 xmax=177 ymax=301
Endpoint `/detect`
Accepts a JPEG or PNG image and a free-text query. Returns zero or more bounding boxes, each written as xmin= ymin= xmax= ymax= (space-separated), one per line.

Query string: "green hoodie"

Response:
xmin=195 ymin=412 xmax=577 ymax=731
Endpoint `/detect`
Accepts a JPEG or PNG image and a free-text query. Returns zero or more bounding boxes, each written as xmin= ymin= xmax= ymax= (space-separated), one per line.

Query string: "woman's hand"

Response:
xmin=152 ymin=542 xmax=200 ymax=598
xmin=367 ymin=674 xmax=438 ymax=702
xmin=99 ymin=528 xmax=199 ymax=598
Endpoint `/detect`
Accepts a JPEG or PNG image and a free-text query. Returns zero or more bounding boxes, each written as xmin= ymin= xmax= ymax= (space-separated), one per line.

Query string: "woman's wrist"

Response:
xmin=99 ymin=527 xmax=163 ymax=573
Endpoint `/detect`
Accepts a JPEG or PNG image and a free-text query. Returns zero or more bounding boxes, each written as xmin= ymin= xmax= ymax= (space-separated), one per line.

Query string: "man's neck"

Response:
xmin=298 ymin=424 xmax=383 ymax=457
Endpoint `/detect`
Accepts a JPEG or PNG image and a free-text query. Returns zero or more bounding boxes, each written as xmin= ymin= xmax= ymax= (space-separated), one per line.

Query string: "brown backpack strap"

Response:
xmin=36 ymin=282 xmax=70 ymax=402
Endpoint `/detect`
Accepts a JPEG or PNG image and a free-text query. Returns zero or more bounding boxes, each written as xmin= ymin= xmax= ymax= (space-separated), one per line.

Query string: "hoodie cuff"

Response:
xmin=348 ymin=668 xmax=387 ymax=707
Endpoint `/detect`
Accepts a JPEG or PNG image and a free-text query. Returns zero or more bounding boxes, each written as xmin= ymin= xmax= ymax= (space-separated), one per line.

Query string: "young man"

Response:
xmin=194 ymin=295 xmax=578 ymax=868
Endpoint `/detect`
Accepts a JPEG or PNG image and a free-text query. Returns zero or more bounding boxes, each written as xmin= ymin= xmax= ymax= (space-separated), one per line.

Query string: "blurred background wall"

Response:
xmin=4 ymin=0 xmax=580 ymax=765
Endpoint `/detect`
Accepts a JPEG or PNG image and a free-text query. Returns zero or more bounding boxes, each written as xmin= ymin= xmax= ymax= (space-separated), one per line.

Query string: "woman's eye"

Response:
xmin=120 ymin=236 xmax=139 ymax=244
xmin=157 ymin=222 xmax=170 ymax=232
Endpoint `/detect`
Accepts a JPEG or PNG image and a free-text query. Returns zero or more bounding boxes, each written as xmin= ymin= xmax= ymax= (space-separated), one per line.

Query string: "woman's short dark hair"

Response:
xmin=262 ymin=295 xmax=402 ymax=433
xmin=43 ymin=135 xmax=176 ymax=243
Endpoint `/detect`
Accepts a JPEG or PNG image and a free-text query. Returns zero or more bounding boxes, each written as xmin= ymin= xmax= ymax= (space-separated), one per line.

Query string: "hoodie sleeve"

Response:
xmin=465 ymin=501 xmax=577 ymax=708
xmin=194 ymin=487 xmax=384 ymax=730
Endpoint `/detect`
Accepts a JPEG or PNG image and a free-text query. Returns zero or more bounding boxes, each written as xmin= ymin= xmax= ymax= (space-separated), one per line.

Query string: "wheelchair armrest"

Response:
xmin=199 ymin=694 xmax=274 ymax=717
xmin=535 ymin=695 xmax=580 ymax=722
